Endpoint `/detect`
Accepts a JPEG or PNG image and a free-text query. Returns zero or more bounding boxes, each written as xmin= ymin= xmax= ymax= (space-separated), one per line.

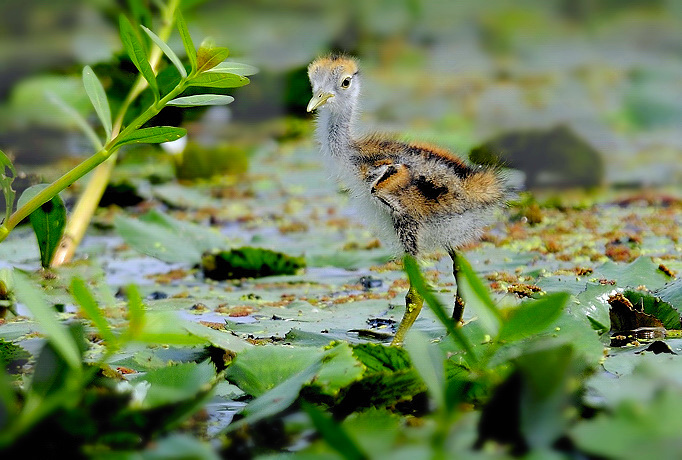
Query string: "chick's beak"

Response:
xmin=307 ymin=91 xmax=334 ymax=112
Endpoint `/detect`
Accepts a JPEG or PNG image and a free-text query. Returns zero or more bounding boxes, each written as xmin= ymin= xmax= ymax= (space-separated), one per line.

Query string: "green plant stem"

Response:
xmin=0 ymin=81 xmax=187 ymax=244
xmin=49 ymin=0 xmax=182 ymax=264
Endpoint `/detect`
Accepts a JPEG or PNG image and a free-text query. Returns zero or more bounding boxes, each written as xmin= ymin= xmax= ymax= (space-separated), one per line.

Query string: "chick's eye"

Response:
xmin=341 ymin=77 xmax=352 ymax=89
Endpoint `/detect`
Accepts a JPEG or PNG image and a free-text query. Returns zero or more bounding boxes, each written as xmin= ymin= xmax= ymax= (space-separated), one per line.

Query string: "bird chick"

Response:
xmin=307 ymin=55 xmax=506 ymax=346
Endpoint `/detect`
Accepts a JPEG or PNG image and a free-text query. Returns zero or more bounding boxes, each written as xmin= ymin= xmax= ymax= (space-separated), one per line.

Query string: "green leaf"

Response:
xmin=182 ymin=321 xmax=252 ymax=353
xmin=16 ymin=184 xmax=66 ymax=268
xmin=201 ymin=247 xmax=306 ymax=280
xmin=455 ymin=252 xmax=504 ymax=333
xmin=594 ymin=257 xmax=671 ymax=291
xmin=314 ymin=343 xmax=365 ymax=397
xmin=130 ymin=361 xmax=215 ymax=409
xmin=82 ymin=66 xmax=112 ymax=140
xmin=175 ymin=10 xmax=196 ymax=72
xmin=141 ymin=25 xmax=187 ymax=78
xmin=207 ymin=61 xmax=258 ymax=76
xmin=225 ymin=346 xmax=322 ymax=397
xmin=188 ymin=73 xmax=249 ymax=89
xmin=623 ymin=290 xmax=680 ymax=330
xmin=45 ymin=91 xmax=102 ymax=150
xmin=137 ymin=434 xmax=220 ymax=460
xmin=196 ymin=45 xmax=230 ymax=72
xmin=119 ymin=15 xmax=158 ymax=96
xmin=114 ymin=126 xmax=186 ymax=148
xmin=134 ymin=311 xmax=208 ymax=346
xmin=125 ymin=284 xmax=145 ymax=338
xmin=69 ymin=278 xmax=117 ymax=347
xmin=0 ymin=149 xmax=16 ymax=224
xmin=303 ymin=402 xmax=368 ymax=460
xmin=225 ymin=358 xmax=323 ymax=433
xmin=498 ymin=292 xmax=569 ymax=342
xmin=404 ymin=330 xmax=446 ymax=411
xmin=656 ymin=279 xmax=682 ymax=310
xmin=167 ymin=94 xmax=234 ymax=107
xmin=114 ymin=209 xmax=228 ymax=264
xmin=12 ymin=271 xmax=81 ymax=370
xmin=572 ymin=388 xmax=682 ymax=460
xmin=0 ymin=149 xmax=16 ymax=176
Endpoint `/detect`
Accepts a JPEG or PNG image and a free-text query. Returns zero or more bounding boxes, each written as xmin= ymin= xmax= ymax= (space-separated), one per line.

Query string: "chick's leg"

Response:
xmin=449 ymin=250 xmax=465 ymax=324
xmin=391 ymin=284 xmax=424 ymax=346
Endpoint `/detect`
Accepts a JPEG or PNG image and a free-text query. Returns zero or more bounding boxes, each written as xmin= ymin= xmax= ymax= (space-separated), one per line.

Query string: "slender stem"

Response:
xmin=49 ymin=0 xmax=182 ymax=264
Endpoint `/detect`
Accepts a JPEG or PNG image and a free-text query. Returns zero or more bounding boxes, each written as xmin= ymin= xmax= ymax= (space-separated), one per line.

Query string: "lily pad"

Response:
xmin=202 ymin=247 xmax=306 ymax=280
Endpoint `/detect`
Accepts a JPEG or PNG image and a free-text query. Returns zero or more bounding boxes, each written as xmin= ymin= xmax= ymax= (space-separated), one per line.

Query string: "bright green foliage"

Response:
xmin=113 ymin=126 xmax=187 ymax=148
xmin=16 ymin=185 xmax=66 ymax=268
xmin=141 ymin=25 xmax=187 ymax=78
xmin=82 ymin=66 xmax=112 ymax=140
xmin=0 ymin=149 xmax=16 ymax=226
xmin=119 ymin=15 xmax=159 ymax=97
xmin=0 ymin=1 xmax=254 ymax=249
xmin=187 ymin=72 xmax=249 ymax=88
xmin=167 ymin=94 xmax=234 ymax=107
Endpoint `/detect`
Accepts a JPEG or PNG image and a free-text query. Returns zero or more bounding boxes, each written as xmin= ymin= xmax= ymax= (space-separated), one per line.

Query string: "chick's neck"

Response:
xmin=315 ymin=102 xmax=356 ymax=160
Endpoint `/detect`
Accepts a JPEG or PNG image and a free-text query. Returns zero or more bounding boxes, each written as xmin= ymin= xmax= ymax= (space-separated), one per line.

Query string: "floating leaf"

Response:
xmin=225 ymin=346 xmax=322 ymax=397
xmin=207 ymin=61 xmax=258 ymax=76
xmin=114 ymin=209 xmax=228 ymax=264
xmin=608 ymin=292 xmax=664 ymax=334
xmin=141 ymin=25 xmax=187 ymax=78
xmin=226 ymin=358 xmax=323 ymax=433
xmin=114 ymin=126 xmax=186 ymax=148
xmin=82 ymin=66 xmax=112 ymax=140
xmin=175 ymin=10 xmax=196 ymax=72
xmin=119 ymin=15 xmax=158 ymax=96
xmin=196 ymin=45 xmax=230 ymax=72
xmin=167 ymin=94 xmax=234 ymax=107
xmin=201 ymin=247 xmax=306 ymax=280
xmin=16 ymin=184 xmax=66 ymax=268
xmin=656 ymin=279 xmax=682 ymax=310
xmin=188 ymin=73 xmax=249 ymax=89
xmin=130 ymin=361 xmax=215 ymax=409
xmin=622 ymin=290 xmax=680 ymax=330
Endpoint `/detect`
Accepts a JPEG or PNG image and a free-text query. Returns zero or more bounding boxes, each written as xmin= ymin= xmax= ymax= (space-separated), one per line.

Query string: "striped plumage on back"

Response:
xmin=307 ymin=55 xmax=507 ymax=345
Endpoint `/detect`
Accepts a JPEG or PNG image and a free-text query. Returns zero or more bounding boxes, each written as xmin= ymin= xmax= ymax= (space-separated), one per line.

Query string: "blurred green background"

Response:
xmin=1 ymin=0 xmax=681 ymax=186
